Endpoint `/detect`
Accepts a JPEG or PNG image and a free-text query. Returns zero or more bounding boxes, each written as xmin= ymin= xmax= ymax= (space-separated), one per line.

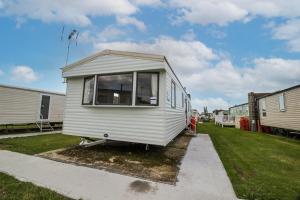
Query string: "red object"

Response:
xmin=191 ymin=117 xmax=196 ymax=131
xmin=240 ymin=117 xmax=250 ymax=131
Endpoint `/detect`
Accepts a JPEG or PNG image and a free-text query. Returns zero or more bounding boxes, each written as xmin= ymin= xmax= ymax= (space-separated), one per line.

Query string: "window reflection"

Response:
xmin=136 ymin=73 xmax=159 ymax=105
xmin=96 ymin=73 xmax=133 ymax=105
xmin=82 ymin=76 xmax=95 ymax=105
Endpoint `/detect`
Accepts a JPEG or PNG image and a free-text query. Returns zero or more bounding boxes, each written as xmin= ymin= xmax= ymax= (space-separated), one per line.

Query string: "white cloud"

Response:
xmin=182 ymin=60 xmax=244 ymax=98
xmin=78 ymin=26 xmax=126 ymax=45
xmin=94 ymin=36 xmax=217 ymax=74
xmin=11 ymin=66 xmax=38 ymax=82
xmin=0 ymin=0 xmax=137 ymax=26
xmin=130 ymin=0 xmax=163 ymax=6
xmin=206 ymin=28 xmax=227 ymax=39
xmin=170 ymin=0 xmax=300 ymax=26
xmin=116 ymin=16 xmax=146 ymax=31
xmin=171 ymin=0 xmax=247 ymax=26
xmin=271 ymin=19 xmax=300 ymax=52
xmin=77 ymin=30 xmax=95 ymax=44
xmin=0 ymin=69 xmax=3 ymax=76
xmin=184 ymin=58 xmax=300 ymax=100
xmin=193 ymin=97 xmax=231 ymax=112
xmin=98 ymin=26 xmax=126 ymax=41
xmin=181 ymin=29 xmax=196 ymax=41
xmin=245 ymin=58 xmax=300 ymax=88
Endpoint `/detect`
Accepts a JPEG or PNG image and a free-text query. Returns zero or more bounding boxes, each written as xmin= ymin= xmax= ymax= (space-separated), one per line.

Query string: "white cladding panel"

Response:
xmin=0 ymin=86 xmax=65 ymax=124
xmin=48 ymin=94 xmax=65 ymax=122
xmin=164 ymin=68 xmax=191 ymax=144
xmin=63 ymin=55 xmax=165 ymax=78
xmin=63 ymin=76 xmax=167 ymax=145
xmin=0 ymin=86 xmax=39 ymax=124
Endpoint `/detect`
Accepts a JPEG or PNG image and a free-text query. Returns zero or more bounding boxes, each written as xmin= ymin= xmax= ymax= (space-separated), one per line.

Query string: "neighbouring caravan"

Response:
xmin=229 ymin=103 xmax=249 ymax=129
xmin=0 ymin=84 xmax=65 ymax=130
xmin=258 ymin=84 xmax=300 ymax=132
xmin=62 ymin=50 xmax=192 ymax=146
xmin=214 ymin=110 xmax=234 ymax=127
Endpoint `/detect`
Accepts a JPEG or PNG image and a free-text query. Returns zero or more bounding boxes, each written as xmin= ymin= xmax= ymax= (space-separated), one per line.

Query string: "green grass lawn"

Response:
xmin=198 ymin=123 xmax=300 ymax=200
xmin=0 ymin=172 xmax=70 ymax=200
xmin=0 ymin=133 xmax=80 ymax=155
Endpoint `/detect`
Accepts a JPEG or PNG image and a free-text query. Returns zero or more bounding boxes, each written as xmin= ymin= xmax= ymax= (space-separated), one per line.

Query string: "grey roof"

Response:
xmin=0 ymin=84 xmax=65 ymax=96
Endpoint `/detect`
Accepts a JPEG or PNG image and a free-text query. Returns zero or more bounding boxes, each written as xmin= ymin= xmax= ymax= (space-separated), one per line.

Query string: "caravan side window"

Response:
xmin=136 ymin=72 xmax=159 ymax=106
xmin=182 ymin=93 xmax=184 ymax=108
xmin=171 ymin=80 xmax=176 ymax=108
xmin=82 ymin=76 xmax=95 ymax=105
xmin=261 ymin=98 xmax=267 ymax=117
xmin=278 ymin=93 xmax=286 ymax=111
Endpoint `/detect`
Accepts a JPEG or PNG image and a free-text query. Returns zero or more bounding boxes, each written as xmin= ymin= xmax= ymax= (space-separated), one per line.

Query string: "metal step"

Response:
xmin=36 ymin=120 xmax=54 ymax=132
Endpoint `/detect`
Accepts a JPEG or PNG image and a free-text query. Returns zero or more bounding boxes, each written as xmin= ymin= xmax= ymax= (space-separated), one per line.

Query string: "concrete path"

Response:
xmin=0 ymin=134 xmax=237 ymax=200
xmin=0 ymin=131 xmax=61 ymax=139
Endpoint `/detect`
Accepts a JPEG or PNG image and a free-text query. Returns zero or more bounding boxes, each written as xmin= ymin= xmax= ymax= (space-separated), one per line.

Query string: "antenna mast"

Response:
xmin=61 ymin=27 xmax=79 ymax=66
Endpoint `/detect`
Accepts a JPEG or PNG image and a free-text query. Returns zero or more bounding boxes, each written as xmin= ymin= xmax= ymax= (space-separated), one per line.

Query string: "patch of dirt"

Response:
xmin=38 ymin=132 xmax=193 ymax=184
xmin=129 ymin=180 xmax=153 ymax=193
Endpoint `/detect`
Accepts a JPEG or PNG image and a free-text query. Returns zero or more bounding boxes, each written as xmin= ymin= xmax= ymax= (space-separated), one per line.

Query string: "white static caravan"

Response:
xmin=62 ymin=50 xmax=192 ymax=146
xmin=0 ymin=84 xmax=65 ymax=129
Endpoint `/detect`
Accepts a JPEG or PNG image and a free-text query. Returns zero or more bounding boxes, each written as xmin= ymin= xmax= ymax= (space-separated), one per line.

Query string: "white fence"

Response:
xmin=215 ymin=115 xmax=235 ymax=127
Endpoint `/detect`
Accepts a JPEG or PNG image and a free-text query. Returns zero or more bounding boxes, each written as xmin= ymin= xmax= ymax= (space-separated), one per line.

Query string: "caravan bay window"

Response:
xmin=136 ymin=72 xmax=159 ymax=106
xmin=82 ymin=71 xmax=159 ymax=106
xmin=96 ymin=73 xmax=133 ymax=105
xmin=82 ymin=76 xmax=95 ymax=105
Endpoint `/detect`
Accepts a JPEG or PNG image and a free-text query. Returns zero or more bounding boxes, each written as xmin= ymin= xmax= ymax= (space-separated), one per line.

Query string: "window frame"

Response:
xmin=95 ymin=72 xmax=134 ymax=106
xmin=171 ymin=80 xmax=176 ymax=108
xmin=182 ymin=93 xmax=184 ymax=108
xmin=82 ymin=76 xmax=95 ymax=105
xmin=261 ymin=98 xmax=267 ymax=117
xmin=135 ymin=72 xmax=159 ymax=106
xmin=278 ymin=93 xmax=286 ymax=112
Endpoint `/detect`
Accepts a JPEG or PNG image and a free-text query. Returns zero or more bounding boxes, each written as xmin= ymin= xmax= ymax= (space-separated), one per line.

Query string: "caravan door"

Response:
xmin=40 ymin=95 xmax=50 ymax=120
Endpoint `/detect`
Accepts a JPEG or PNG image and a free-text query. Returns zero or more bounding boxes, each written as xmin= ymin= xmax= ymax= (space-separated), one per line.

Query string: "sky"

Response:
xmin=0 ymin=0 xmax=300 ymax=112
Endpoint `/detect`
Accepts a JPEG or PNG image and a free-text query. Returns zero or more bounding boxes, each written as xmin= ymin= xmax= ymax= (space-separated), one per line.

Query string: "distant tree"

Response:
xmin=204 ymin=106 xmax=208 ymax=116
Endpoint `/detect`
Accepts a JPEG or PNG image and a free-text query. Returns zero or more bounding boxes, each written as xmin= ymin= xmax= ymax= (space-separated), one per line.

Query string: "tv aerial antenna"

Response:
xmin=61 ymin=26 xmax=80 ymax=66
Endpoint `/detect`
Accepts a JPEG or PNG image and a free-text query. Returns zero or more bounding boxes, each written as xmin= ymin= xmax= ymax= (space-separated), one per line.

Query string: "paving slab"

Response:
xmin=0 ymin=131 xmax=61 ymax=139
xmin=0 ymin=134 xmax=237 ymax=200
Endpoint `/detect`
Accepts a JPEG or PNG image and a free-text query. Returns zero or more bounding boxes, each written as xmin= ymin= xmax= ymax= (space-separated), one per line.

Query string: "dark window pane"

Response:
xmin=136 ymin=73 xmax=159 ymax=105
xmin=82 ymin=76 xmax=95 ymax=105
xmin=96 ymin=73 xmax=133 ymax=105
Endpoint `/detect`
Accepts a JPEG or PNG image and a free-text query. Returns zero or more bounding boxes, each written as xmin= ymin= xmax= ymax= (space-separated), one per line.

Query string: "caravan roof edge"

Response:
xmin=0 ymin=84 xmax=65 ymax=96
